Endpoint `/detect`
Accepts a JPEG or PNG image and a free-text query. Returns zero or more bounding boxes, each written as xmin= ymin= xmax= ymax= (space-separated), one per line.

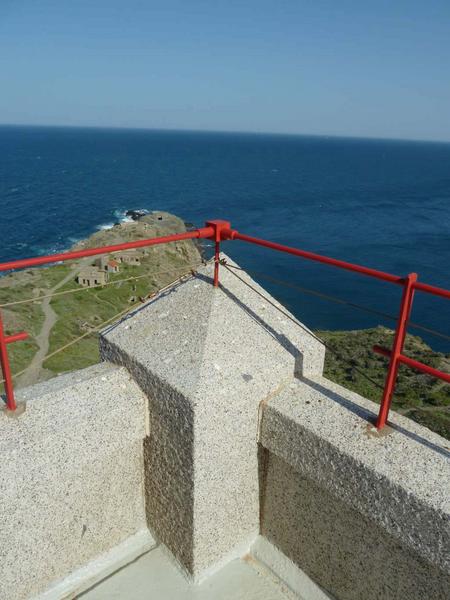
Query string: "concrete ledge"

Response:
xmin=0 ymin=363 xmax=148 ymax=600
xmin=260 ymin=376 xmax=450 ymax=573
xmin=251 ymin=535 xmax=335 ymax=600
xmin=259 ymin=450 xmax=450 ymax=600
xmin=259 ymin=375 xmax=450 ymax=599
xmin=35 ymin=529 xmax=155 ymax=600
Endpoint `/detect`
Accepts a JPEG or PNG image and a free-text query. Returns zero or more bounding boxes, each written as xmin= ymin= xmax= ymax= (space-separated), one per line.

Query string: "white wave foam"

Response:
xmin=114 ymin=208 xmax=149 ymax=223
xmin=113 ymin=209 xmax=133 ymax=223
xmin=68 ymin=237 xmax=81 ymax=245
xmin=97 ymin=223 xmax=115 ymax=231
xmin=94 ymin=208 xmax=150 ymax=233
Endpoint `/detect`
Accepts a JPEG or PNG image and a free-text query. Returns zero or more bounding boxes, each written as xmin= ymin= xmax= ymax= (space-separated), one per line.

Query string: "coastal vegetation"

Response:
xmin=1 ymin=216 xmax=448 ymax=440
xmin=0 ymin=212 xmax=201 ymax=388
xmin=319 ymin=328 xmax=450 ymax=439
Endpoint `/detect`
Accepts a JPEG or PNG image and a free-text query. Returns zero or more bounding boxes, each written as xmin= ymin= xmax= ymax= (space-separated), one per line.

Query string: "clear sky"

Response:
xmin=1 ymin=1 xmax=449 ymax=141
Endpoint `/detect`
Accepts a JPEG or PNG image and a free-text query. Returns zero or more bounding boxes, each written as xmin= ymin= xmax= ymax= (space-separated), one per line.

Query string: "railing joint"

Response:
xmin=204 ymin=220 xmax=232 ymax=287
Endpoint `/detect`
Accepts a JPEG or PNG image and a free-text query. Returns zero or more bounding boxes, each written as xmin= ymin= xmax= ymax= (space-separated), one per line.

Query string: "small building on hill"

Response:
xmin=115 ymin=250 xmax=142 ymax=266
xmin=76 ymin=267 xmax=107 ymax=287
xmin=107 ymin=259 xmax=120 ymax=273
xmin=95 ymin=256 xmax=120 ymax=273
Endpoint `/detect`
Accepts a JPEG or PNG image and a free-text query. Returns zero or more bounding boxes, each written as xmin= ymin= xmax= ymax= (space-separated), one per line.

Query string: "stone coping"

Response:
xmin=260 ymin=375 xmax=450 ymax=573
xmin=100 ymin=255 xmax=325 ymax=403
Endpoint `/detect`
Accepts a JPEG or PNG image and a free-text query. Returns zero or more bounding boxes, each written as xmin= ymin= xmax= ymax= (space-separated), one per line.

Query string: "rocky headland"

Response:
xmin=0 ymin=211 xmax=448 ymax=439
xmin=0 ymin=211 xmax=202 ymax=388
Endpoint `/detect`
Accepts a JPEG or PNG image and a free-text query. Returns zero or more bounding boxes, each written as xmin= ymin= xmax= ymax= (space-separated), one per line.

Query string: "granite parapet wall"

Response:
xmin=0 ymin=363 xmax=147 ymax=600
xmin=259 ymin=375 xmax=450 ymax=600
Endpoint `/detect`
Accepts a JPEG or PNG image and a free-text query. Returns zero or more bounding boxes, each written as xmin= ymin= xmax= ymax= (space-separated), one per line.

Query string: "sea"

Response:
xmin=1 ymin=125 xmax=449 ymax=351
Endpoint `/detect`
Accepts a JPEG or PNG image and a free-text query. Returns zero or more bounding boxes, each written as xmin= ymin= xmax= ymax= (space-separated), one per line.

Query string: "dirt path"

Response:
xmin=16 ymin=261 xmax=89 ymax=388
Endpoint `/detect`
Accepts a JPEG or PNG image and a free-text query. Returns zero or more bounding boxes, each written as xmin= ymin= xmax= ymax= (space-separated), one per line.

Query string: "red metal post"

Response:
xmin=205 ymin=221 xmax=231 ymax=287
xmin=376 ymin=273 xmax=417 ymax=429
xmin=0 ymin=310 xmax=28 ymax=412
xmin=0 ymin=310 xmax=17 ymax=411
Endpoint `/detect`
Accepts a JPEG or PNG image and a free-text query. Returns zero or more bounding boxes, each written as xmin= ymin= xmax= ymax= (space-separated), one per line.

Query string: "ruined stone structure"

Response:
xmin=76 ymin=267 xmax=107 ymax=287
xmin=115 ymin=250 xmax=142 ymax=265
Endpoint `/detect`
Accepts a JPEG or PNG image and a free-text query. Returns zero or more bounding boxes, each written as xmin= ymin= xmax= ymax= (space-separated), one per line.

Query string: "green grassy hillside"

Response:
xmin=1 ymin=219 xmax=448 ymax=442
xmin=0 ymin=211 xmax=201 ymax=386
xmin=318 ymin=327 xmax=450 ymax=439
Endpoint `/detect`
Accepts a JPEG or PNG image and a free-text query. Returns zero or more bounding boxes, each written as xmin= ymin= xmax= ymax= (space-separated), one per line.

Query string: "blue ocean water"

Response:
xmin=1 ymin=125 xmax=449 ymax=350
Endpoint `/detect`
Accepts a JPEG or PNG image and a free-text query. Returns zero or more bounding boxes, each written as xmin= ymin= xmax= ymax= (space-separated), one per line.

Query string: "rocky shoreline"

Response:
xmin=1 ymin=211 xmax=202 ymax=389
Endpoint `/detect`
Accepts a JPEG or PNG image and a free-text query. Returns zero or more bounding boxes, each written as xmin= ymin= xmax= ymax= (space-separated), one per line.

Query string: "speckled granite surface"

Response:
xmin=0 ymin=363 xmax=147 ymax=600
xmin=100 ymin=256 xmax=324 ymax=579
xmin=260 ymin=375 xmax=450 ymax=599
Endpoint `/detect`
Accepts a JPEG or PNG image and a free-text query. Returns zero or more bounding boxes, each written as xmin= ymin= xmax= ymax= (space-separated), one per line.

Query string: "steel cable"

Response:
xmin=0 ymin=266 xmax=200 ymax=385
xmin=221 ymin=261 xmax=386 ymax=392
xmin=221 ymin=261 xmax=450 ymax=344
xmin=0 ymin=264 xmax=204 ymax=308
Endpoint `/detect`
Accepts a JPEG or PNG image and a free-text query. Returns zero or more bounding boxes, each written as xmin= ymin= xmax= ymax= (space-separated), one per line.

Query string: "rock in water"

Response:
xmin=125 ymin=209 xmax=149 ymax=221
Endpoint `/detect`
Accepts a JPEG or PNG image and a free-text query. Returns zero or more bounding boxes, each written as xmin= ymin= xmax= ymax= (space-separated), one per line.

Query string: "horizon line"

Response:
xmin=1 ymin=121 xmax=450 ymax=146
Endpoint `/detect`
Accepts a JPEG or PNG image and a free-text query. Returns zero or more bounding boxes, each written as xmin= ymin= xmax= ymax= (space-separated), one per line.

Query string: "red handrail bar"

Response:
xmin=4 ymin=332 xmax=28 ymax=344
xmin=223 ymin=226 xmax=450 ymax=430
xmin=1 ymin=219 xmax=448 ymax=431
xmin=224 ymin=229 xmax=450 ymax=300
xmin=413 ymin=281 xmax=450 ymax=301
xmin=224 ymin=229 xmax=403 ymax=284
xmin=0 ymin=226 xmax=215 ymax=272
xmin=373 ymin=345 xmax=450 ymax=383
xmin=0 ymin=224 xmax=219 ymax=411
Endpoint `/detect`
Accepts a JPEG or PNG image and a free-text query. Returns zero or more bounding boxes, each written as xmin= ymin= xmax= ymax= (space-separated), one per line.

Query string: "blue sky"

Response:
xmin=1 ymin=1 xmax=449 ymax=141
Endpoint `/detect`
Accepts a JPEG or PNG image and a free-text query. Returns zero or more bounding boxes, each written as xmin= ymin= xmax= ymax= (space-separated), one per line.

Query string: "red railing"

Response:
xmin=1 ymin=219 xmax=449 ymax=431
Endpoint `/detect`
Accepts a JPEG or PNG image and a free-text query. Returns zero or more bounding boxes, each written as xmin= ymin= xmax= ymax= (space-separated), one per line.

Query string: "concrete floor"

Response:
xmin=81 ymin=546 xmax=292 ymax=600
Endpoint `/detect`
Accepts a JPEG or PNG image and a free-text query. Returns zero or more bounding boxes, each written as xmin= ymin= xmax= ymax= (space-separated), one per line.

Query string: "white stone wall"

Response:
xmin=100 ymin=257 xmax=325 ymax=580
xmin=0 ymin=363 xmax=147 ymax=600
xmin=258 ymin=375 xmax=450 ymax=600
xmin=2 ymin=256 xmax=448 ymax=600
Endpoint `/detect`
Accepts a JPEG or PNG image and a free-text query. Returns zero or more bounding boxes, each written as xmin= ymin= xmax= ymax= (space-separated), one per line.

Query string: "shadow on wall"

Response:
xmin=257 ymin=449 xmax=450 ymax=600
xmin=302 ymin=376 xmax=450 ymax=460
